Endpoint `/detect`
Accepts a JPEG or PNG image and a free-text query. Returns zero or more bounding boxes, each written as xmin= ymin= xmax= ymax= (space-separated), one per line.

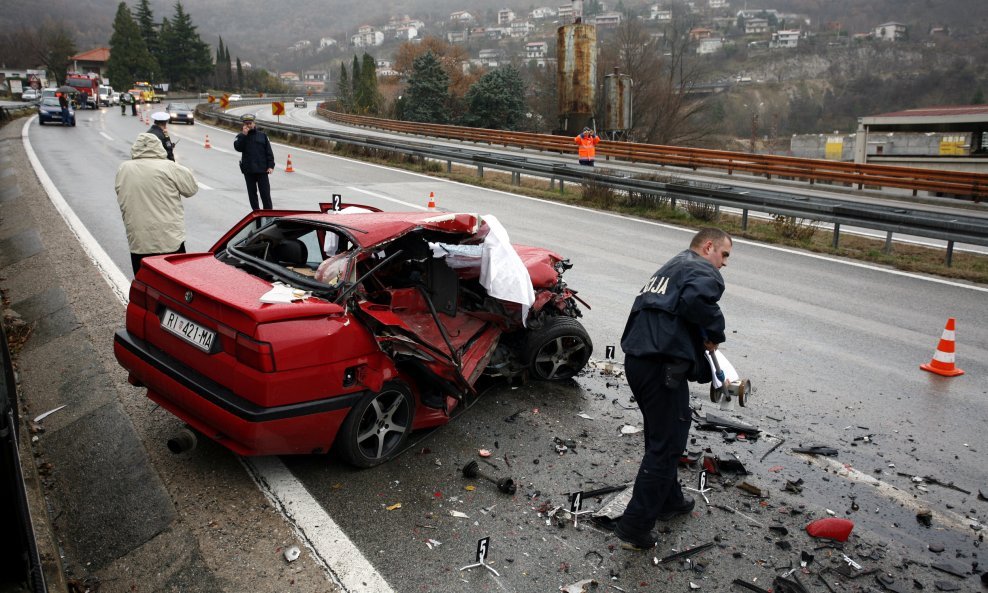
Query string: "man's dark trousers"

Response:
xmin=243 ymin=172 xmax=272 ymax=210
xmin=620 ymin=354 xmax=692 ymax=529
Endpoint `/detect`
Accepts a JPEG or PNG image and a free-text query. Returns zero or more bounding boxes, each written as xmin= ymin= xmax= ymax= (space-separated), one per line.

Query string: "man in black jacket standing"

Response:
xmin=148 ymin=112 xmax=176 ymax=161
xmin=233 ymin=113 xmax=275 ymax=210
xmin=614 ymin=227 xmax=733 ymax=549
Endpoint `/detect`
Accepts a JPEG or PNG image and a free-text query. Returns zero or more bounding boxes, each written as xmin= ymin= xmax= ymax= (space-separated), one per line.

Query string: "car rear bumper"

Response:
xmin=114 ymin=329 xmax=358 ymax=455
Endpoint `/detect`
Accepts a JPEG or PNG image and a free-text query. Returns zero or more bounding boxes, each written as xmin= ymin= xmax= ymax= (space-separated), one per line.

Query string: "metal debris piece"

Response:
xmin=773 ymin=575 xmax=810 ymax=593
xmin=875 ymin=574 xmax=912 ymax=593
xmin=560 ymin=578 xmax=598 ymax=593
xmin=462 ymin=460 xmax=516 ymax=495
xmin=731 ymin=579 xmax=772 ymax=593
xmin=759 ymin=436 xmax=786 ymax=462
xmin=800 ymin=551 xmax=814 ymax=567
xmin=33 ymin=404 xmax=68 ymax=423
xmin=658 ymin=542 xmax=715 ymax=564
xmin=737 ymin=481 xmax=768 ymax=498
xmin=283 ymin=546 xmax=300 ymax=562
xmin=689 ymin=582 xmax=701 ymax=590
xmin=577 ymin=412 xmax=594 ymax=420
xmin=931 ymin=561 xmax=968 ymax=578
xmin=784 ymin=478 xmax=804 ymax=494
xmin=791 ymin=445 xmax=839 ymax=456
xmin=694 ymin=412 xmax=761 ymax=436
xmin=449 ymin=510 xmax=470 ymax=518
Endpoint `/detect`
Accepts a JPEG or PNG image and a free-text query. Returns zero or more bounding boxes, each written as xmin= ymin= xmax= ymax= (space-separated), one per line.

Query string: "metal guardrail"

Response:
xmin=197 ymin=103 xmax=988 ymax=258
xmin=326 ymin=111 xmax=988 ymax=202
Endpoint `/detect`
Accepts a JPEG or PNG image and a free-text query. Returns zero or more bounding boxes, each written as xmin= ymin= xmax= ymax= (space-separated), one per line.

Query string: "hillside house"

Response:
xmin=394 ymin=26 xmax=418 ymax=40
xmin=744 ymin=18 xmax=769 ymax=34
xmin=531 ymin=6 xmax=557 ymax=19
xmin=526 ymin=41 xmax=549 ymax=59
xmin=874 ymin=22 xmax=906 ymax=41
xmin=447 ymin=30 xmax=468 ymax=43
xmin=498 ymin=9 xmax=515 ymax=24
xmin=450 ymin=11 xmax=474 ymax=23
xmin=69 ymin=48 xmax=110 ymax=80
xmin=770 ymin=29 xmax=800 ymax=48
xmin=351 ymin=25 xmax=384 ymax=47
xmin=650 ymin=6 xmax=672 ymax=21
xmin=558 ymin=3 xmax=575 ymax=20
xmin=689 ymin=27 xmax=714 ymax=41
xmin=511 ymin=20 xmax=534 ymax=37
xmin=697 ymin=38 xmax=723 ymax=54
xmin=708 ymin=0 xmax=728 ymax=8
xmin=479 ymin=49 xmax=502 ymax=67
xmin=319 ymin=37 xmax=338 ymax=49
xmin=594 ymin=12 xmax=622 ymax=28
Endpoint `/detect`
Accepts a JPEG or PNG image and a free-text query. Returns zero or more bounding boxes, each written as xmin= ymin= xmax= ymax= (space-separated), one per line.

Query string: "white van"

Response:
xmin=98 ymin=85 xmax=114 ymax=106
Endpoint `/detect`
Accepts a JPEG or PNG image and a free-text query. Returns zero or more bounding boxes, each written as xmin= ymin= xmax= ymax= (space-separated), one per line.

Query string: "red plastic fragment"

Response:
xmin=805 ymin=517 xmax=854 ymax=542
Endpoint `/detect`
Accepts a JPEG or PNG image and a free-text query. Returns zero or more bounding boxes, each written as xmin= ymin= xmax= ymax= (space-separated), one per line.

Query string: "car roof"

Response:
xmin=285 ymin=211 xmax=481 ymax=248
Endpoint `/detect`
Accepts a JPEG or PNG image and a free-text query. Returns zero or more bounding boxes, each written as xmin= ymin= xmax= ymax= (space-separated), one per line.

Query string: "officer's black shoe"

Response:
xmin=614 ymin=521 xmax=657 ymax=549
xmin=657 ymin=494 xmax=696 ymax=521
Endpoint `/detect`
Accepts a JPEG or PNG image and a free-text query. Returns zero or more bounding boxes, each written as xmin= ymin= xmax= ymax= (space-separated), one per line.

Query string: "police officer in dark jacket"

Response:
xmin=233 ymin=113 xmax=275 ymax=210
xmin=148 ymin=112 xmax=176 ymax=161
xmin=614 ymin=227 xmax=733 ymax=549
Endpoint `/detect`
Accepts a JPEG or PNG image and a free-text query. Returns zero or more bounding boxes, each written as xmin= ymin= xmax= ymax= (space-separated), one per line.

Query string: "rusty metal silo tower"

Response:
xmin=556 ymin=1 xmax=597 ymax=136
xmin=603 ymin=67 xmax=633 ymax=139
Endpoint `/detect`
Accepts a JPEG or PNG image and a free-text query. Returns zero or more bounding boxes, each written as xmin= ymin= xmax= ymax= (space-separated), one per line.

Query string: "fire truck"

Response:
xmin=132 ymin=81 xmax=159 ymax=103
xmin=65 ymin=72 xmax=101 ymax=109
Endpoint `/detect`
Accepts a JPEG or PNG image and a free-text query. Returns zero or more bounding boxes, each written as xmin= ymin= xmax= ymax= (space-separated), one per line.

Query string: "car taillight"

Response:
xmin=129 ymin=281 xmax=148 ymax=309
xmin=236 ymin=333 xmax=276 ymax=372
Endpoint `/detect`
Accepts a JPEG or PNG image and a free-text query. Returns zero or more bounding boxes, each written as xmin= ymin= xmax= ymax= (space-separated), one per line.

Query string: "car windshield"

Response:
xmin=40 ymin=98 xmax=61 ymax=106
xmin=169 ymin=103 xmax=192 ymax=111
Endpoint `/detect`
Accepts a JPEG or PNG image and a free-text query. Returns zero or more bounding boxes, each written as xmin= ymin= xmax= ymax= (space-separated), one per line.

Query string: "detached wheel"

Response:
xmin=524 ymin=316 xmax=593 ymax=380
xmin=336 ymin=382 xmax=414 ymax=468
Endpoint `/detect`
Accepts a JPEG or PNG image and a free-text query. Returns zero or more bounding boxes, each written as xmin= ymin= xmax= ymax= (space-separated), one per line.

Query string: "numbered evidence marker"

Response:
xmin=698 ymin=470 xmax=708 ymax=493
xmin=568 ymin=491 xmax=592 ymax=526
xmin=605 ymin=345 xmax=615 ymax=359
xmin=459 ymin=537 xmax=500 ymax=576
xmin=332 ymin=193 xmax=342 ymax=211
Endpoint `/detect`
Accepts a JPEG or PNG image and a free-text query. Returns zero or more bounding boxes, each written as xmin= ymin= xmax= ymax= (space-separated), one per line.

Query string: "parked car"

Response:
xmin=98 ymin=85 xmax=114 ymax=106
xmin=165 ymin=102 xmax=195 ymax=125
xmin=21 ymin=88 xmax=39 ymax=101
xmin=228 ymin=94 xmax=242 ymax=102
xmin=37 ymin=97 xmax=75 ymax=126
xmin=110 ymin=91 xmax=121 ymax=105
xmin=294 ymin=97 xmax=306 ymax=108
xmin=114 ymin=205 xmax=592 ymax=467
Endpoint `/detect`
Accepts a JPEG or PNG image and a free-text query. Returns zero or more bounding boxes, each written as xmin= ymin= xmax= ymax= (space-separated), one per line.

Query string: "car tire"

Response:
xmin=523 ymin=316 xmax=592 ymax=380
xmin=336 ymin=381 xmax=414 ymax=468
xmin=71 ymin=118 xmax=76 ymax=127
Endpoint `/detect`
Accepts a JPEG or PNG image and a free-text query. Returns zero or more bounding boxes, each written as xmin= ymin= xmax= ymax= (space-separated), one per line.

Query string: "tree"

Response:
xmin=236 ymin=56 xmax=244 ymax=90
xmin=598 ymin=5 xmax=710 ymax=145
xmin=461 ymin=66 xmax=526 ymax=130
xmin=350 ymin=54 xmax=361 ymax=108
xmin=134 ymin=0 xmax=160 ymax=77
xmin=394 ymin=37 xmax=476 ymax=102
xmin=354 ymin=52 xmax=379 ymax=114
xmin=403 ymin=51 xmax=451 ymax=124
xmin=215 ymin=37 xmax=227 ymax=87
xmin=157 ymin=1 xmax=212 ymax=89
xmin=35 ymin=21 xmax=77 ymax=85
xmin=107 ymin=3 xmax=155 ymax=87
xmin=336 ymin=62 xmax=352 ymax=111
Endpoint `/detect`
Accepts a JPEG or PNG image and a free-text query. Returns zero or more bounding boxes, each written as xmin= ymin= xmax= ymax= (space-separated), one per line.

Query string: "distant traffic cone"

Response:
xmin=285 ymin=154 xmax=295 ymax=173
xmin=920 ymin=317 xmax=964 ymax=376
xmin=427 ymin=191 xmax=436 ymax=210
xmin=204 ymin=134 xmax=211 ymax=149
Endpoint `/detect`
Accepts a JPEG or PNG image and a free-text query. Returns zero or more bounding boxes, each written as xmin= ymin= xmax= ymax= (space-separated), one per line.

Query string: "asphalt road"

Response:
xmin=19 ymin=105 xmax=988 ymax=592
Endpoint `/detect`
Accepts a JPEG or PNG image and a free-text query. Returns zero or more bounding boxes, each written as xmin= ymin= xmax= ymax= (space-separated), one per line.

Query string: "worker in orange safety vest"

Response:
xmin=574 ymin=127 xmax=601 ymax=166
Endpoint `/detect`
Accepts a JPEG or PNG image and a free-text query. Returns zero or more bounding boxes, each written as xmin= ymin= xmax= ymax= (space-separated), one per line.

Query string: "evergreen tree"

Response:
xmin=134 ymin=0 xmax=159 ymax=74
xmin=107 ymin=2 xmax=156 ymax=87
xmin=236 ymin=57 xmax=244 ymax=90
xmin=403 ymin=51 xmax=450 ymax=124
xmin=350 ymin=54 xmax=361 ymax=107
xmin=215 ymin=36 xmax=226 ymax=87
xmin=336 ymin=62 xmax=352 ymax=111
xmin=224 ymin=45 xmax=233 ymax=88
xmin=158 ymin=1 xmax=212 ymax=89
xmin=354 ymin=52 xmax=379 ymax=114
xmin=461 ymin=66 xmax=526 ymax=130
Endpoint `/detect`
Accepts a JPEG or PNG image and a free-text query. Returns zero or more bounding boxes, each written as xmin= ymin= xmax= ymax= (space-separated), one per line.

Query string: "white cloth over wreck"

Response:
xmin=429 ymin=214 xmax=535 ymax=325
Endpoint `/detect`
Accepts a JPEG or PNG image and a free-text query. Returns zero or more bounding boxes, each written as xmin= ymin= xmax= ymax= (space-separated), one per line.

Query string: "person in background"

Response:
xmin=148 ymin=112 xmax=176 ymax=161
xmin=130 ymin=92 xmax=139 ymax=116
xmin=614 ymin=228 xmax=733 ymax=549
xmin=115 ymin=133 xmax=198 ymax=275
xmin=574 ymin=127 xmax=600 ymax=166
xmin=234 ymin=113 xmax=275 ymax=210
xmin=120 ymin=90 xmax=130 ymax=115
xmin=58 ymin=92 xmax=70 ymax=126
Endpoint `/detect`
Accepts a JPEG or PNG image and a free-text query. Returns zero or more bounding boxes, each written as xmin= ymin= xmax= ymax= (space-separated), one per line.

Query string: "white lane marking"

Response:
xmin=347 ymin=186 xmax=425 ymax=210
xmin=196 ymin=182 xmax=213 ymax=190
xmin=244 ymin=458 xmax=394 ymax=593
xmin=100 ymin=131 xmax=114 ymax=141
xmin=21 ymin=116 xmax=393 ymax=593
xmin=21 ymin=117 xmax=130 ymax=303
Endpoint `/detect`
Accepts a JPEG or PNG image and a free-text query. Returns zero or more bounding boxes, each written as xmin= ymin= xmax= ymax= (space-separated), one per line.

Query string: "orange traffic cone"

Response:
xmin=204 ymin=134 xmax=211 ymax=149
xmin=427 ymin=191 xmax=436 ymax=210
xmin=920 ymin=317 xmax=964 ymax=376
xmin=285 ymin=154 xmax=295 ymax=173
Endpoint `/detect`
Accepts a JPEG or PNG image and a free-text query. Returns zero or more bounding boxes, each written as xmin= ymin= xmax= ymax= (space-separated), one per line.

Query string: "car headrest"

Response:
xmin=273 ymin=239 xmax=308 ymax=266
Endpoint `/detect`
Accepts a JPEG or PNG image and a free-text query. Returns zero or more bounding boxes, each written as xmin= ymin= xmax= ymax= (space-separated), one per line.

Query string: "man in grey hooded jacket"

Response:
xmin=115 ymin=132 xmax=199 ymax=274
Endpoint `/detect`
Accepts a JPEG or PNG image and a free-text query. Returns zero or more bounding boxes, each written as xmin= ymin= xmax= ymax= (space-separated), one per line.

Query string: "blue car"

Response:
xmin=37 ymin=97 xmax=76 ymax=126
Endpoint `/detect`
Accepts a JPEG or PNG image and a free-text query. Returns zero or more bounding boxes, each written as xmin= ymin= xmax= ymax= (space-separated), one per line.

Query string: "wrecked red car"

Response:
xmin=114 ymin=204 xmax=592 ymax=466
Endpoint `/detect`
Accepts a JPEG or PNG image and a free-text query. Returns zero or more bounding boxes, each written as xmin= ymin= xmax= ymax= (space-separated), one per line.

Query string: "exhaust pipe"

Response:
xmin=167 ymin=428 xmax=198 ymax=455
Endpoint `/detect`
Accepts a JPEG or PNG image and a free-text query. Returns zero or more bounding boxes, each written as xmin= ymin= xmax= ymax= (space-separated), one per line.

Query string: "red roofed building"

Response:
xmin=69 ymin=48 xmax=110 ymax=81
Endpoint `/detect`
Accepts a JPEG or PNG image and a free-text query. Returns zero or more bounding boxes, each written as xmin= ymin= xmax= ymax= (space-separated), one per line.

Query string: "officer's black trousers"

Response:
xmin=243 ymin=172 xmax=272 ymax=210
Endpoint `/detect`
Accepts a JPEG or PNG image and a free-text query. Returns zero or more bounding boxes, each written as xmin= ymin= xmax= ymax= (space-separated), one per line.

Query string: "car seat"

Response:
xmin=272 ymin=239 xmax=308 ymax=267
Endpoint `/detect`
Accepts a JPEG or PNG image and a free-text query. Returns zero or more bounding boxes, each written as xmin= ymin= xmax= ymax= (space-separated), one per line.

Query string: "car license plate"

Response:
xmin=161 ymin=308 xmax=215 ymax=352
